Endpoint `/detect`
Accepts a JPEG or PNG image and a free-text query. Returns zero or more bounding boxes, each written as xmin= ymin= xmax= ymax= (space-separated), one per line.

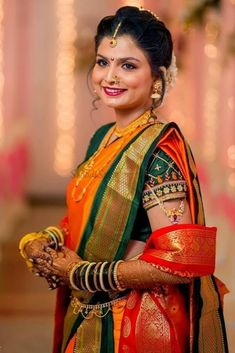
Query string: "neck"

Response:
xmin=114 ymin=105 xmax=152 ymax=128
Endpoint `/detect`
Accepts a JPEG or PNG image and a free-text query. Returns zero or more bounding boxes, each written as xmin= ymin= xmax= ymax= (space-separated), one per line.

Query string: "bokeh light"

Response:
xmin=0 ymin=0 xmax=4 ymax=149
xmin=54 ymin=0 xmax=77 ymax=177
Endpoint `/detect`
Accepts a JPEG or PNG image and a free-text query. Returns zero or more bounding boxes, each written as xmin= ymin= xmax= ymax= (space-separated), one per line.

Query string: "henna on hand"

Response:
xmin=31 ymin=246 xmax=82 ymax=287
xmin=25 ymin=238 xmax=53 ymax=264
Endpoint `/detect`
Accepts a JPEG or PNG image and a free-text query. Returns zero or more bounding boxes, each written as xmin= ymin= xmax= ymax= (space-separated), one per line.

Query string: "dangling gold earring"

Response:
xmin=151 ymin=80 xmax=162 ymax=99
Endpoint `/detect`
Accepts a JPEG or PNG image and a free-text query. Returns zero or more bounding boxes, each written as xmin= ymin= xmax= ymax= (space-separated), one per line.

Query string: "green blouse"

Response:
xmin=130 ymin=148 xmax=188 ymax=242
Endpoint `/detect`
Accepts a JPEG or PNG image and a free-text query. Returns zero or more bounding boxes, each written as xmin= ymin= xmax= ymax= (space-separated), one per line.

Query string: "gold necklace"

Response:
xmin=114 ymin=110 xmax=151 ymax=138
xmin=72 ymin=110 xmax=153 ymax=202
xmin=72 ymin=126 xmax=116 ymax=202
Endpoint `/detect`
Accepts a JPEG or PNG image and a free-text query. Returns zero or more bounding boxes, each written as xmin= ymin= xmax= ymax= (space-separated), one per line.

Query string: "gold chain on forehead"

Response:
xmin=109 ymin=8 xmax=160 ymax=48
xmin=109 ymin=21 xmax=122 ymax=48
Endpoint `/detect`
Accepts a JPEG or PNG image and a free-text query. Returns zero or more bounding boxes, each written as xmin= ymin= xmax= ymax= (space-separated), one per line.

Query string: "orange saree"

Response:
xmin=53 ymin=120 xmax=228 ymax=353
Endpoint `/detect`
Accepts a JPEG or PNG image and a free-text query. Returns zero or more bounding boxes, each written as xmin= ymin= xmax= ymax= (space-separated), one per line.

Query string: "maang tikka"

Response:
xmin=109 ymin=21 xmax=122 ymax=48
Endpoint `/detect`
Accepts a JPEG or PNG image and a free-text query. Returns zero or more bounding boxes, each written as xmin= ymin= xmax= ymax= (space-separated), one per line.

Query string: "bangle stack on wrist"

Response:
xmin=69 ymin=260 xmax=126 ymax=292
xmin=43 ymin=226 xmax=64 ymax=250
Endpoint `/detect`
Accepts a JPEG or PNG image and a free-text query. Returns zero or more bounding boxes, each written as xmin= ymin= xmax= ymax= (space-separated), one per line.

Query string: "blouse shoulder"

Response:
xmin=142 ymin=147 xmax=188 ymax=211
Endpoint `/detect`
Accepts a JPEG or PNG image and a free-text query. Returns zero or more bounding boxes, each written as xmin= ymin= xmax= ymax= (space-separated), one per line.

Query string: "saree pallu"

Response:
xmin=53 ymin=121 xmax=228 ymax=353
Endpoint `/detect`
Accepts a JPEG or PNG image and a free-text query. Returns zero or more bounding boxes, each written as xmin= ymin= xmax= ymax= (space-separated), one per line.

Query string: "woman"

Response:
xmin=19 ymin=6 xmax=228 ymax=353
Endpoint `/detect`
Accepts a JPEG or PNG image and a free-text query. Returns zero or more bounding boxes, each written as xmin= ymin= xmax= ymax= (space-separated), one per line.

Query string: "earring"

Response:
xmin=151 ymin=80 xmax=162 ymax=99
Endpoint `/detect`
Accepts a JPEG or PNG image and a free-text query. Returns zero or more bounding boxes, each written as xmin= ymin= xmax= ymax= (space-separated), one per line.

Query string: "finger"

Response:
xmin=47 ymin=279 xmax=59 ymax=290
xmin=43 ymin=241 xmax=56 ymax=250
xmin=32 ymin=253 xmax=53 ymax=266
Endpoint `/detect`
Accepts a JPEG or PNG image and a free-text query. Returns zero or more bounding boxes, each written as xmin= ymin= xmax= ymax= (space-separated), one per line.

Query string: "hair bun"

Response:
xmin=115 ymin=6 xmax=140 ymax=21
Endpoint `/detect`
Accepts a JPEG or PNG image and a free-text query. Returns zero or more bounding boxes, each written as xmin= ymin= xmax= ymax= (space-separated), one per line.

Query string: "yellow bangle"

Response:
xmin=19 ymin=232 xmax=49 ymax=260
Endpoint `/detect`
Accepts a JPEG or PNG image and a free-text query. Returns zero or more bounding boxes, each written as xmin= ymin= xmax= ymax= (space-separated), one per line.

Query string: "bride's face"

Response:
xmin=92 ymin=35 xmax=154 ymax=112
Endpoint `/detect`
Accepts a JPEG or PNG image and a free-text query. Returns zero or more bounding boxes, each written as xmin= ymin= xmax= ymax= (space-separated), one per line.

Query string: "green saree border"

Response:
xmin=78 ymin=123 xmax=166 ymax=259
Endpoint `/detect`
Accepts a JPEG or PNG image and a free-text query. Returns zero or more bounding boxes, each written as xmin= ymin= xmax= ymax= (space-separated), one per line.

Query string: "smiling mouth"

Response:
xmin=103 ymin=86 xmax=127 ymax=97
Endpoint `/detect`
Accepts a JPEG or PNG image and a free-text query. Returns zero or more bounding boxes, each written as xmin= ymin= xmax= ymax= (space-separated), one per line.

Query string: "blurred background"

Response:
xmin=0 ymin=0 xmax=234 ymax=352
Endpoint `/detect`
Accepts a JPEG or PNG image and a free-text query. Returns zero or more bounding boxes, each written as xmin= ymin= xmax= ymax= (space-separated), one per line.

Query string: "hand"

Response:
xmin=32 ymin=246 xmax=82 ymax=289
xmin=24 ymin=237 xmax=53 ymax=265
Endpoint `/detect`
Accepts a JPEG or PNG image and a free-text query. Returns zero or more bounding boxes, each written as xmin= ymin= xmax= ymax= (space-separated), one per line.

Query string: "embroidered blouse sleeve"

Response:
xmin=142 ymin=148 xmax=188 ymax=211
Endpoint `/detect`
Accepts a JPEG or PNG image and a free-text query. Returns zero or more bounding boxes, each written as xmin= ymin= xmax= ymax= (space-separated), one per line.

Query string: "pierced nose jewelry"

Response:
xmin=107 ymin=75 xmax=120 ymax=85
xmin=110 ymin=57 xmax=115 ymax=61
xmin=113 ymin=75 xmax=120 ymax=84
xmin=109 ymin=21 xmax=122 ymax=48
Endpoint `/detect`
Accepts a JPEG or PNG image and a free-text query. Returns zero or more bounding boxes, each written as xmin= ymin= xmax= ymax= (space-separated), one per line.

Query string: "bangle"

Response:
xmin=99 ymin=262 xmax=109 ymax=291
xmin=84 ymin=262 xmax=96 ymax=292
xmin=43 ymin=230 xmax=59 ymax=250
xmin=69 ymin=261 xmax=89 ymax=290
xmin=45 ymin=226 xmax=64 ymax=244
xmin=108 ymin=261 xmax=117 ymax=291
xmin=77 ymin=263 xmax=90 ymax=291
xmin=69 ymin=264 xmax=81 ymax=290
xmin=19 ymin=232 xmax=49 ymax=269
xmin=93 ymin=262 xmax=102 ymax=291
xmin=113 ymin=260 xmax=126 ymax=291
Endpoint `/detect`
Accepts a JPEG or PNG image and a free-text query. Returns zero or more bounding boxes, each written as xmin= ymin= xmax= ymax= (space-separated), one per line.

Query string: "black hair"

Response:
xmin=94 ymin=6 xmax=173 ymax=107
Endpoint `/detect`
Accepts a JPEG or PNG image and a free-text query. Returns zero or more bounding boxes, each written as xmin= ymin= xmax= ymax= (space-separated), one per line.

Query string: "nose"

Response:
xmin=104 ymin=65 xmax=118 ymax=85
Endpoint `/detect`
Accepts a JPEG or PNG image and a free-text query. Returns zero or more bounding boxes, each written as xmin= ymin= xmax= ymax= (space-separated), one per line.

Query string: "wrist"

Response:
xmin=69 ymin=260 xmax=127 ymax=293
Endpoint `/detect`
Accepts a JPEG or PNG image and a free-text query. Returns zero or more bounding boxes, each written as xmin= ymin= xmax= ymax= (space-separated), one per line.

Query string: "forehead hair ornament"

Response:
xmin=109 ymin=21 xmax=122 ymax=48
xmin=139 ymin=6 xmax=160 ymax=21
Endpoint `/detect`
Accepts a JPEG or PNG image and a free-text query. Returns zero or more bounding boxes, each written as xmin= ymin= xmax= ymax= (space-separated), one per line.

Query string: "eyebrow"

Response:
xmin=96 ymin=54 xmax=141 ymax=63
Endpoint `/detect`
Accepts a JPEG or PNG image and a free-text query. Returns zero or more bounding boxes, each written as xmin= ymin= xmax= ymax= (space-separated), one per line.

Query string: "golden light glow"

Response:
xmin=204 ymin=44 xmax=218 ymax=58
xmin=227 ymin=145 xmax=235 ymax=168
xmin=228 ymin=173 xmax=235 ymax=187
xmin=228 ymin=96 xmax=234 ymax=111
xmin=203 ymin=16 xmax=220 ymax=162
xmin=0 ymin=0 xmax=4 ymax=149
xmin=54 ymin=0 xmax=77 ymax=177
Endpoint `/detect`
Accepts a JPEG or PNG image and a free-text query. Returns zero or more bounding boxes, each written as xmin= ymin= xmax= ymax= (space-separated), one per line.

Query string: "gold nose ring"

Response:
xmin=104 ymin=76 xmax=120 ymax=85
xmin=111 ymin=75 xmax=120 ymax=85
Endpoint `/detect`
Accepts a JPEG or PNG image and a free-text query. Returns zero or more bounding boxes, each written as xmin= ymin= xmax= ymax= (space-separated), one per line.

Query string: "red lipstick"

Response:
xmin=103 ymin=86 xmax=127 ymax=97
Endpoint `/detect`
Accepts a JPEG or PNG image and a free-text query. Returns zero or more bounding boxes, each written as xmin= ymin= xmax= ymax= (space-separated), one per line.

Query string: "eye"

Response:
xmin=96 ymin=58 xmax=108 ymax=67
xmin=122 ymin=62 xmax=137 ymax=70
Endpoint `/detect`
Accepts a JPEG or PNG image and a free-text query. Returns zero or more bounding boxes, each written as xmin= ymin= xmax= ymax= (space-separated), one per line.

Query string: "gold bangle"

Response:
xmin=113 ymin=260 xmax=126 ymax=291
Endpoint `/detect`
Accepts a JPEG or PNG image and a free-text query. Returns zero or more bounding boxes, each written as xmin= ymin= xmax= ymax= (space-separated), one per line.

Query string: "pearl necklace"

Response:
xmin=72 ymin=110 xmax=153 ymax=202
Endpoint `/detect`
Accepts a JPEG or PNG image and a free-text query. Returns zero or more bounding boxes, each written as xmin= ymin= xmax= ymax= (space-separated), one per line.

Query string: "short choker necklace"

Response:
xmin=114 ymin=110 xmax=154 ymax=138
